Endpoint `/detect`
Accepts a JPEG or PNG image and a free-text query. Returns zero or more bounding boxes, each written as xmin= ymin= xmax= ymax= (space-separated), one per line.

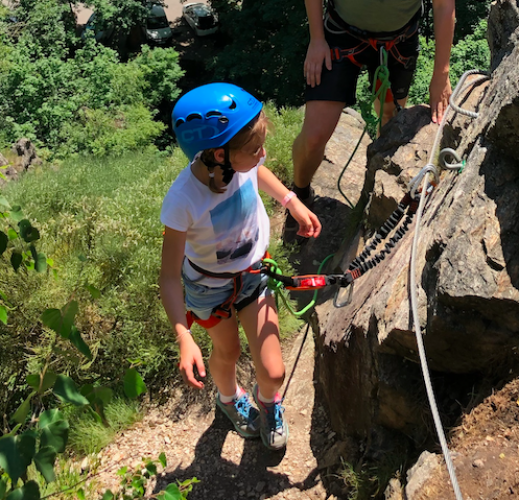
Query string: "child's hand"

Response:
xmin=287 ymin=198 xmax=322 ymax=238
xmin=178 ymin=337 xmax=206 ymax=389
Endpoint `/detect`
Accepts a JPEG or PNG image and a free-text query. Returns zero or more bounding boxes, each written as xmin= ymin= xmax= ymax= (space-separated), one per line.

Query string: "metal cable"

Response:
xmin=407 ymin=69 xmax=489 ymax=500
xmin=449 ymin=71 xmax=490 ymax=118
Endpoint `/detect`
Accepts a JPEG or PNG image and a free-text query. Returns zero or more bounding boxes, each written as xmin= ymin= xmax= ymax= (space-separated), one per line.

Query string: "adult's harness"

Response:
xmin=325 ymin=1 xmax=421 ymax=71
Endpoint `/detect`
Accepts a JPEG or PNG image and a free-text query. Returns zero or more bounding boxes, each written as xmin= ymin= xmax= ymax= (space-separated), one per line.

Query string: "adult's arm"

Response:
xmin=257 ymin=165 xmax=321 ymax=238
xmin=430 ymin=0 xmax=455 ymax=123
xmin=304 ymin=0 xmax=332 ymax=88
xmin=160 ymin=227 xmax=206 ymax=389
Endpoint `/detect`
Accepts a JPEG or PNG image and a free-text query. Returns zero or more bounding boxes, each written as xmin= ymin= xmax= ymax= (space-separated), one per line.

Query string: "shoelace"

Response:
xmin=264 ymin=401 xmax=284 ymax=432
xmin=234 ymin=394 xmax=254 ymax=419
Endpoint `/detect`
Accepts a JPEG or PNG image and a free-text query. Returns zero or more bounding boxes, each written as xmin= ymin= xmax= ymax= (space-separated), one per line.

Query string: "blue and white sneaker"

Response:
xmin=253 ymin=384 xmax=289 ymax=450
xmin=216 ymin=391 xmax=260 ymax=438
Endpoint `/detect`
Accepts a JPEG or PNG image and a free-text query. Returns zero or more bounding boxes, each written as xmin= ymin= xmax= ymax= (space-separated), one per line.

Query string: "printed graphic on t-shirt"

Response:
xmin=210 ymin=179 xmax=259 ymax=264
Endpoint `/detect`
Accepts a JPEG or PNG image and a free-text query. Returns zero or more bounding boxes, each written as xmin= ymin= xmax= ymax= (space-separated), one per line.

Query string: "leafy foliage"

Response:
xmin=94 ymin=455 xmax=198 ymax=500
xmin=0 ymin=198 xmax=166 ymax=500
xmin=407 ymin=20 xmax=490 ymax=107
xmin=0 ymin=1 xmax=183 ymax=156
xmin=211 ymin=0 xmax=308 ymax=107
xmin=453 ymin=0 xmax=492 ymax=43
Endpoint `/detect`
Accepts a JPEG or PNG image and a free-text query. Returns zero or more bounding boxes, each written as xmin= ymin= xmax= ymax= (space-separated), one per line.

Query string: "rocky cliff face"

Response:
xmin=311 ymin=0 xmax=519 ymax=485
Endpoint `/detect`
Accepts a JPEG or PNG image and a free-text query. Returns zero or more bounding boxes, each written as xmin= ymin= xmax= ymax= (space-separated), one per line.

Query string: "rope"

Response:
xmin=281 ymin=320 xmax=312 ymax=402
xmin=408 ymin=69 xmax=489 ymax=500
xmin=337 ymin=48 xmax=392 ymax=209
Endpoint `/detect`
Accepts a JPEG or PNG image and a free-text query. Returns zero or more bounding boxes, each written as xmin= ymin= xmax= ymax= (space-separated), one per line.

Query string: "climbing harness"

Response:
xmin=185 ymin=253 xmax=270 ymax=330
xmin=326 ymin=4 xmax=420 ymax=71
xmin=336 ymin=47 xmax=392 ymax=209
xmin=328 ymin=4 xmax=421 ymax=210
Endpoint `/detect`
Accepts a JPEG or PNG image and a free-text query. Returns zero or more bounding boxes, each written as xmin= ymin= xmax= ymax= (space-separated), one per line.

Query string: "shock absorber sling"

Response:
xmin=186 ymin=190 xmax=420 ymax=330
xmin=260 ymin=190 xmax=420 ymax=297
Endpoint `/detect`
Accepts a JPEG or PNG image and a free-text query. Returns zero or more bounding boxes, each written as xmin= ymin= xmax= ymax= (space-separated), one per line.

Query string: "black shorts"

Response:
xmin=306 ymin=20 xmax=420 ymax=105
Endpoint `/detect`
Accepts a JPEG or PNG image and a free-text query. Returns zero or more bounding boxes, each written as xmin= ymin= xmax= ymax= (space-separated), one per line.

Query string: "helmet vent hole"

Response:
xmin=229 ymin=100 xmax=237 ymax=109
xmin=174 ymin=118 xmax=185 ymax=128
xmin=186 ymin=113 xmax=202 ymax=122
xmin=218 ymin=116 xmax=229 ymax=124
xmin=206 ymin=111 xmax=222 ymax=118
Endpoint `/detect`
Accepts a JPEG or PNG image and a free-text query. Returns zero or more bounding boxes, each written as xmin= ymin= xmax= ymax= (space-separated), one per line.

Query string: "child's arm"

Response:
xmin=257 ymin=165 xmax=322 ymax=238
xmin=160 ymin=227 xmax=206 ymax=389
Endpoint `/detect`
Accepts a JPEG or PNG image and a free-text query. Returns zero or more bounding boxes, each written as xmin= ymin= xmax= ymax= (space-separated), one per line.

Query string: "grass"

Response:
xmin=28 ymin=458 xmax=99 ymax=500
xmin=66 ymin=397 xmax=143 ymax=456
xmin=336 ymin=448 xmax=408 ymax=500
xmin=1 ymin=104 xmax=305 ymax=403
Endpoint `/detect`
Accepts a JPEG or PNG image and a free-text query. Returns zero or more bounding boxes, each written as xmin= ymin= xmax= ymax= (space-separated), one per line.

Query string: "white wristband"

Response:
xmin=281 ymin=191 xmax=297 ymax=208
xmin=176 ymin=329 xmax=192 ymax=342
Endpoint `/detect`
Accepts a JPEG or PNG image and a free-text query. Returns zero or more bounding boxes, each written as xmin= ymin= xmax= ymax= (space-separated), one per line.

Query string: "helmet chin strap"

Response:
xmin=203 ymin=144 xmax=235 ymax=185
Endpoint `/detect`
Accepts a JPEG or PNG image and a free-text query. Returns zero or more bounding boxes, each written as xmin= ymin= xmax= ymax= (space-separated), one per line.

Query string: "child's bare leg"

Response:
xmin=238 ymin=294 xmax=285 ymax=399
xmin=207 ymin=316 xmax=241 ymax=396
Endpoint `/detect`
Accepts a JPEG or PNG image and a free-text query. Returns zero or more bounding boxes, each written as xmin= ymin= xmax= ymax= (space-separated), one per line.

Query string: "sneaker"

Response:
xmin=252 ymin=384 xmax=289 ymax=450
xmin=282 ymin=186 xmax=315 ymax=245
xmin=216 ymin=392 xmax=260 ymax=438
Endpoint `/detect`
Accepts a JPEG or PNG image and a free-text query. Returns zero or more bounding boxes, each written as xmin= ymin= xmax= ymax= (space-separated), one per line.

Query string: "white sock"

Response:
xmin=218 ymin=385 xmax=242 ymax=404
xmin=258 ymin=390 xmax=276 ymax=404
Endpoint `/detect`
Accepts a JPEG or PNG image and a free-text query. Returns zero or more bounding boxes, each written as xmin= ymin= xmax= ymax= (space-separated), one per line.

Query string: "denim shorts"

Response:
xmin=182 ymin=261 xmax=272 ymax=321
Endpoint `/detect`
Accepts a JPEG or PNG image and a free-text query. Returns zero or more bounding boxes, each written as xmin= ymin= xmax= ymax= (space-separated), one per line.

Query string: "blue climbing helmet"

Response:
xmin=172 ymin=82 xmax=263 ymax=161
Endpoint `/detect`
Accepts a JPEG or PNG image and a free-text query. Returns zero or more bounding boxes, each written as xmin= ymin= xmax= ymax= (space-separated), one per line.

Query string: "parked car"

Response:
xmin=182 ymin=2 xmax=218 ymax=37
xmin=81 ymin=3 xmax=172 ymax=46
xmin=142 ymin=3 xmax=173 ymax=45
xmin=81 ymin=12 xmax=115 ymax=44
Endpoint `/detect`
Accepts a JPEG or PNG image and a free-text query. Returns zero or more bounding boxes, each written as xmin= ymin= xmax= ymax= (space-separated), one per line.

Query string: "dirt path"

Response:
xmin=92 ymin=327 xmax=335 ymax=499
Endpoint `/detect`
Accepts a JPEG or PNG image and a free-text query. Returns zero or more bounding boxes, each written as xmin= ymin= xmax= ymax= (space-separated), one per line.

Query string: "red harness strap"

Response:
xmin=327 ymin=9 xmax=419 ymax=70
xmin=186 ymin=253 xmax=269 ymax=330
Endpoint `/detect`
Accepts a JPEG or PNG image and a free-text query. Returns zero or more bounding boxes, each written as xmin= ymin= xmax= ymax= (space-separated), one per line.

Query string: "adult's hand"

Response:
xmin=304 ymin=38 xmax=332 ymax=88
xmin=429 ymin=71 xmax=452 ymax=124
xmin=178 ymin=336 xmax=206 ymax=389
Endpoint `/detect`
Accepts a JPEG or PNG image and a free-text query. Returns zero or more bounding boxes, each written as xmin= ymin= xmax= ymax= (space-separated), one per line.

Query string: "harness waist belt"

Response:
xmin=187 ymin=259 xmax=243 ymax=279
xmin=326 ymin=2 xmax=421 ymax=41
xmin=187 ymin=253 xmax=267 ymax=280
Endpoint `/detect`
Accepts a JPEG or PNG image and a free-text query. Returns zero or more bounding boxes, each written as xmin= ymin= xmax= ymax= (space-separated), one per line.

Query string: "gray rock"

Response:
xmin=405 ymin=451 xmax=442 ymax=499
xmin=311 ymin=0 xmax=519 ymax=461
xmin=384 ymin=477 xmax=404 ymax=500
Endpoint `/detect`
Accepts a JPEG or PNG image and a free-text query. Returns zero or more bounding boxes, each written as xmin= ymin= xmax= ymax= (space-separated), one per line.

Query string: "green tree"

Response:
xmin=407 ymin=19 xmax=490 ymax=107
xmin=453 ymin=0 xmax=492 ymax=43
xmin=0 ymin=1 xmax=183 ymax=156
xmin=211 ymin=0 xmax=308 ymax=107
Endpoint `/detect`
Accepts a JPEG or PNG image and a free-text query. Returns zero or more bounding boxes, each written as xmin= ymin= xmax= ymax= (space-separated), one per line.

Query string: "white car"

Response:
xmin=182 ymin=2 xmax=218 ymax=37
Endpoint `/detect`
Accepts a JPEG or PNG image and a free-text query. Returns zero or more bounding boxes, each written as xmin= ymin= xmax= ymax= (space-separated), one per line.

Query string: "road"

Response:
xmin=74 ymin=0 xmax=208 ymax=25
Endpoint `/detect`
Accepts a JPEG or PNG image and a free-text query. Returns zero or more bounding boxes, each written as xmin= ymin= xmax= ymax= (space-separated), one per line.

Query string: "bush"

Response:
xmin=0 ymin=3 xmax=183 ymax=156
xmin=211 ymin=0 xmax=308 ymax=107
xmin=1 ymin=150 xmax=181 ymax=396
xmin=407 ymin=20 xmax=490 ymax=107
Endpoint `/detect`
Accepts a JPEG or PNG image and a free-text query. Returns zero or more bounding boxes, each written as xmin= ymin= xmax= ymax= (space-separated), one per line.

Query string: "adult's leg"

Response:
xmin=206 ymin=315 xmax=242 ymax=397
xmin=374 ymin=30 xmax=419 ymax=130
xmin=237 ymin=293 xmax=284 ymax=400
xmin=292 ymin=100 xmax=345 ymax=190
xmin=374 ymin=96 xmax=408 ymax=129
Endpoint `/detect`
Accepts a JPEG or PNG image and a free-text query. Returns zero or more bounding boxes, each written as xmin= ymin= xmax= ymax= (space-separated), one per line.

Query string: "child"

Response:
xmin=159 ymin=83 xmax=321 ymax=450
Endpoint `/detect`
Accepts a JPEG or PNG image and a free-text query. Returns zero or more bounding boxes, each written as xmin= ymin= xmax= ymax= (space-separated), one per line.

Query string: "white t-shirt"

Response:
xmin=161 ymin=162 xmax=270 ymax=286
